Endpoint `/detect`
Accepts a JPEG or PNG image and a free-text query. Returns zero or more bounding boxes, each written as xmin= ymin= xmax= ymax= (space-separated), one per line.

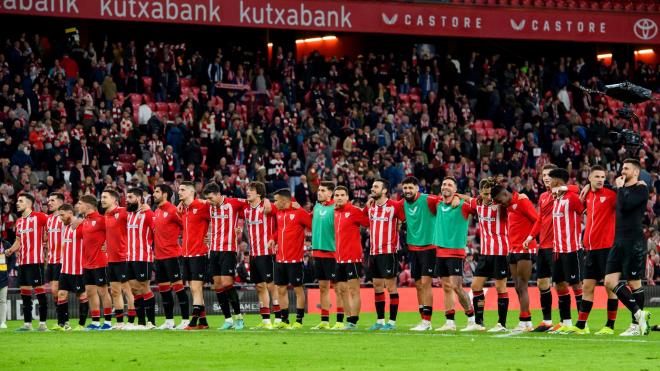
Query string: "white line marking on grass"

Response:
xmin=244 ymin=329 xmax=660 ymax=344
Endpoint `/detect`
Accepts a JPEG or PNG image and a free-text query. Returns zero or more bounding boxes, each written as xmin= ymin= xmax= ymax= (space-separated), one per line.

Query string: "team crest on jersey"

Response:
xmin=600 ymin=197 xmax=606 ymax=203
xmin=114 ymin=213 xmax=119 ymax=220
xmin=192 ymin=208 xmax=198 ymax=214
xmin=91 ymin=221 xmax=97 ymax=226
xmin=491 ymin=205 xmax=498 ymax=211
xmin=289 ymin=214 xmax=295 ymax=220
xmin=344 ymin=212 xmax=350 ymax=218
xmin=512 ymin=204 xmax=518 ymax=210
xmin=163 ymin=212 xmax=169 ymax=218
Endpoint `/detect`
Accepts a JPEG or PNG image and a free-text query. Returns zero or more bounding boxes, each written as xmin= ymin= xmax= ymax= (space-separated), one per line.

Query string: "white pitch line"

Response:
xmin=243 ymin=329 xmax=659 ymax=344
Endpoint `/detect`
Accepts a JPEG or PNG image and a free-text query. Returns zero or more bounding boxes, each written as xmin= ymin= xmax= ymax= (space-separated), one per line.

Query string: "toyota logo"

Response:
xmin=634 ymin=18 xmax=658 ymax=40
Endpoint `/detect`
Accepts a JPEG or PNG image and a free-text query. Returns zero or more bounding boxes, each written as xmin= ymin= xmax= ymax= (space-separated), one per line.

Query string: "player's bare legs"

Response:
xmin=438 ymin=275 xmax=475 ymax=331
xmin=511 ymin=260 xmax=532 ymax=331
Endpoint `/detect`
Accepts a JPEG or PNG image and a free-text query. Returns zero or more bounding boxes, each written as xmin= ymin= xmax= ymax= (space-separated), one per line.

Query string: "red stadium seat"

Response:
xmin=142 ymin=94 xmax=150 ymax=103
xmin=486 ymin=128 xmax=496 ymax=139
xmin=180 ymin=78 xmax=191 ymax=88
xmin=156 ymin=102 xmax=168 ymax=112
xmin=130 ymin=93 xmax=142 ymax=106
xmin=409 ymin=94 xmax=420 ymax=103
xmin=475 ymin=128 xmax=486 ymax=137
xmin=147 ymin=103 xmax=155 ymax=112
xmin=142 ymin=76 xmax=152 ymax=88
xmin=180 ymin=86 xmax=190 ymax=96
xmin=497 ymin=128 xmax=508 ymax=138
xmin=116 ymin=92 xmax=125 ymax=104
xmin=212 ymin=96 xmax=224 ymax=110
xmin=473 ymin=121 xmax=484 ymax=130
xmin=398 ymin=93 xmax=409 ymax=103
xmin=168 ymin=103 xmax=180 ymax=114
xmin=482 ymin=120 xmax=494 ymax=129
xmin=119 ymin=154 xmax=136 ymax=163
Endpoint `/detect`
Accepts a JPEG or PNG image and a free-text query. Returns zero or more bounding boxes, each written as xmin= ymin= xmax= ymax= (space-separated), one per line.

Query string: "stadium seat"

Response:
xmin=147 ymin=102 xmax=155 ymax=112
xmin=482 ymin=120 xmax=494 ymax=129
xmin=142 ymin=94 xmax=150 ymax=103
xmin=473 ymin=121 xmax=484 ymax=130
xmin=116 ymin=92 xmax=125 ymax=104
xmin=497 ymin=128 xmax=508 ymax=138
xmin=409 ymin=94 xmax=420 ymax=103
xmin=156 ymin=102 xmax=168 ymax=112
xmin=192 ymin=87 xmax=200 ymax=96
xmin=130 ymin=93 xmax=142 ymax=106
xmin=398 ymin=93 xmax=409 ymax=104
xmin=168 ymin=102 xmax=180 ymax=114
xmin=142 ymin=76 xmax=152 ymax=88
xmin=475 ymin=127 xmax=486 ymax=137
xmin=486 ymin=128 xmax=496 ymax=139
xmin=119 ymin=154 xmax=136 ymax=163
xmin=180 ymin=78 xmax=191 ymax=88
xmin=212 ymin=96 xmax=224 ymax=110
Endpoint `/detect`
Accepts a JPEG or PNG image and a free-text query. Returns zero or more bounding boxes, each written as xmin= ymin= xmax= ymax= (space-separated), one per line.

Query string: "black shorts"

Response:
xmin=606 ymin=240 xmax=646 ymax=281
xmin=83 ymin=267 xmax=108 ymax=286
xmin=155 ymin=257 xmax=182 ymax=283
xmin=475 ymin=255 xmax=509 ymax=280
xmin=46 ymin=263 xmax=62 ymax=282
xmin=17 ymin=264 xmax=44 ymax=287
xmin=274 ymin=262 xmax=304 ymax=287
xmin=59 ymin=274 xmax=85 ymax=294
xmin=552 ymin=250 xmax=584 ymax=285
xmin=250 ymin=255 xmax=275 ymax=284
xmin=434 ymin=257 xmax=464 ymax=278
xmin=584 ymin=248 xmax=611 ymax=281
xmin=335 ymin=262 xmax=362 ymax=282
xmin=126 ymin=261 xmax=153 ymax=282
xmin=370 ymin=254 xmax=397 ymax=279
xmin=410 ymin=249 xmax=436 ymax=280
xmin=107 ymin=262 xmax=128 ymax=283
xmin=182 ymin=256 xmax=208 ymax=282
xmin=209 ymin=251 xmax=237 ymax=277
xmin=536 ymin=248 xmax=553 ymax=279
xmin=508 ymin=252 xmax=535 ymax=265
xmin=313 ymin=256 xmax=336 ymax=281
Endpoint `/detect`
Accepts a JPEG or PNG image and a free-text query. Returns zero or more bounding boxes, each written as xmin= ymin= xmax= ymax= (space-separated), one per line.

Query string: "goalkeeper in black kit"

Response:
xmin=604 ymin=159 xmax=651 ymax=336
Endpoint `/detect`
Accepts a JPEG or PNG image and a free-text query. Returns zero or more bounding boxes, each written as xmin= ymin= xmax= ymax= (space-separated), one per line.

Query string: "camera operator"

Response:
xmin=604 ymin=159 xmax=651 ymax=336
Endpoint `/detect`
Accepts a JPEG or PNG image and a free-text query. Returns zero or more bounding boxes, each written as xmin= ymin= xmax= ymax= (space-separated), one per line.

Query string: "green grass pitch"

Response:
xmin=2 ymin=309 xmax=659 ymax=370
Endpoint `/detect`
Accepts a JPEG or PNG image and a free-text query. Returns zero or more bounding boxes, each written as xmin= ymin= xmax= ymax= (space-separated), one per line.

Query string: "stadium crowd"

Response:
xmin=0 ymin=31 xmax=659 ymax=288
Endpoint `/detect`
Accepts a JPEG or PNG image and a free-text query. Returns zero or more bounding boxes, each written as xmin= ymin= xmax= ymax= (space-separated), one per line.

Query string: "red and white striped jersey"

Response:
xmin=465 ymin=199 xmax=509 ymax=256
xmin=209 ymin=198 xmax=248 ymax=252
xmin=16 ymin=211 xmax=48 ymax=265
xmin=243 ymin=201 xmax=276 ymax=257
xmin=126 ymin=209 xmax=154 ymax=262
xmin=61 ymin=224 xmax=84 ymax=275
xmin=552 ymin=191 xmax=585 ymax=254
xmin=365 ymin=199 xmax=405 ymax=255
xmin=47 ymin=213 xmax=65 ymax=264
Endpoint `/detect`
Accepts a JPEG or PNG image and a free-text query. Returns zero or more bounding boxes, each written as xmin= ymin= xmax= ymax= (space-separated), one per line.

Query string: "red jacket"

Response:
xmin=273 ymin=206 xmax=312 ymax=263
xmin=334 ymin=203 xmax=369 ymax=263
xmin=583 ymin=187 xmax=616 ymax=250
xmin=104 ymin=206 xmax=128 ymax=263
xmin=180 ymin=199 xmax=210 ymax=257
xmin=81 ymin=211 xmax=107 ymax=269
xmin=153 ymin=202 xmax=183 ymax=260
xmin=507 ymin=193 xmax=539 ymax=253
